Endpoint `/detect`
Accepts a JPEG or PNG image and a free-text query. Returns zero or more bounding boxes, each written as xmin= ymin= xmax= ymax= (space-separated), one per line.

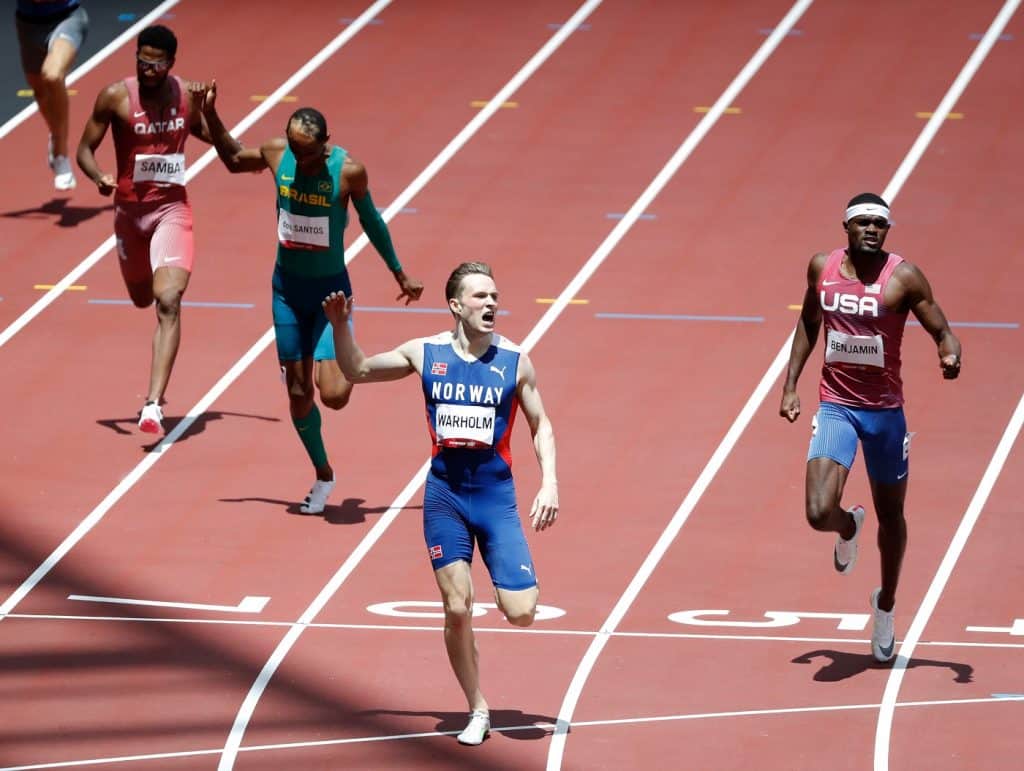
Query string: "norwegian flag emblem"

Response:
xmin=431 ymin=361 xmax=448 ymax=376
xmin=429 ymin=545 xmax=443 ymax=559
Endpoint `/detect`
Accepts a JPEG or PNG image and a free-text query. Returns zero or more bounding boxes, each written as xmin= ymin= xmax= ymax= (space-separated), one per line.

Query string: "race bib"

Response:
xmin=435 ymin=403 xmax=496 ymax=449
xmin=278 ymin=209 xmax=330 ymax=250
xmin=825 ymin=329 xmax=884 ymax=368
xmin=132 ymin=153 xmax=186 ymax=185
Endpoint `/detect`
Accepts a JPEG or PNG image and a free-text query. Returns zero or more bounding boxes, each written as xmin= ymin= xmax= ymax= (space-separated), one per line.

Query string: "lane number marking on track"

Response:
xmin=668 ymin=609 xmax=870 ymax=631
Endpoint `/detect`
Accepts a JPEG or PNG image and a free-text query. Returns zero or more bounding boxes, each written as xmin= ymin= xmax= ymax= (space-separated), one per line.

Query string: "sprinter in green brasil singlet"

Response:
xmin=201 ymin=86 xmax=424 ymax=514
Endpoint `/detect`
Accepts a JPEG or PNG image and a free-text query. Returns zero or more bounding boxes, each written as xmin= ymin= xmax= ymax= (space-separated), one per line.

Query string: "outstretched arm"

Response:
xmin=899 ymin=263 xmax=962 ymax=380
xmin=76 ymin=84 xmax=120 ymax=195
xmin=199 ymin=80 xmax=271 ymax=173
xmin=516 ymin=353 xmax=559 ymax=532
xmin=322 ymin=292 xmax=422 ymax=382
xmin=344 ymin=158 xmax=425 ymax=304
xmin=780 ymin=253 xmax=826 ymax=422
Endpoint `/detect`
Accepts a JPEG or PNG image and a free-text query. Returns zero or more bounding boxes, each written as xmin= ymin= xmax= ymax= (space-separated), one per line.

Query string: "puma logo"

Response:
xmin=490 ymin=365 xmax=506 ymax=381
xmin=520 ymin=564 xmax=532 ymax=575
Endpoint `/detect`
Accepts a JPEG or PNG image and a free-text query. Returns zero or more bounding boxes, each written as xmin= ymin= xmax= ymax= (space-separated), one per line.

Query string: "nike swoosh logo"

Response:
xmin=897 ymin=471 xmax=908 ymax=480
xmin=281 ymin=175 xmax=294 ymax=181
xmin=134 ymin=111 xmax=146 ymax=118
xmin=164 ymin=256 xmax=182 ymax=262
xmin=878 ymin=635 xmax=895 ymax=660
xmin=822 ymin=280 xmax=842 ymax=286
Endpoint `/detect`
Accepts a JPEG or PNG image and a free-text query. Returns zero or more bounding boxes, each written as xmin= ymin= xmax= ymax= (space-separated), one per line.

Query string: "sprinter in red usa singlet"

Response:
xmin=77 ymin=25 xmax=212 ymax=435
xmin=780 ymin=193 xmax=961 ymax=663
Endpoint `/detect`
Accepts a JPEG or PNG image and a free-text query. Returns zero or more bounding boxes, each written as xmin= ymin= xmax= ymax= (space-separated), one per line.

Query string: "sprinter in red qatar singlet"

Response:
xmin=76 ymin=24 xmax=213 ymax=434
xmin=780 ymin=193 xmax=961 ymax=664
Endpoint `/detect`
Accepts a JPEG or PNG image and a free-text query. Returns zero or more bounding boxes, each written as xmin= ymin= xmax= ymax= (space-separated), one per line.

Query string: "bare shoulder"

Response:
xmin=891 ymin=259 xmax=927 ymax=288
xmin=809 ymin=251 xmax=830 ymax=270
xmin=396 ymin=336 xmax=428 ymax=372
xmin=341 ymin=154 xmax=367 ymax=179
xmin=516 ymin=350 xmax=538 ymax=386
xmin=805 ymin=251 xmax=830 ymax=283
xmin=98 ymin=80 xmax=129 ymax=107
xmin=261 ymin=136 xmax=287 ymax=153
xmin=889 ymin=258 xmax=931 ymax=299
xmin=258 ymin=135 xmax=286 ymax=165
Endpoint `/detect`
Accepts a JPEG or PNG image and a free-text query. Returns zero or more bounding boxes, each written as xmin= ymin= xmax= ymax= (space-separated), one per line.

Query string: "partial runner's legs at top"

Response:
xmin=18 ymin=6 xmax=88 ymax=190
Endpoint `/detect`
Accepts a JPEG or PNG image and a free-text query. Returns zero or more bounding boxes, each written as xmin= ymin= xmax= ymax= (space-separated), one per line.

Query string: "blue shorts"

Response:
xmin=271 ymin=265 xmax=351 ymax=361
xmin=808 ymin=402 xmax=910 ymax=484
xmin=423 ymin=472 xmax=537 ymax=591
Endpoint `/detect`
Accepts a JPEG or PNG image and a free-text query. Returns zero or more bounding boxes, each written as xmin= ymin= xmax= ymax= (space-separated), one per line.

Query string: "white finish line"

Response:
xmin=68 ymin=594 xmax=270 ymax=614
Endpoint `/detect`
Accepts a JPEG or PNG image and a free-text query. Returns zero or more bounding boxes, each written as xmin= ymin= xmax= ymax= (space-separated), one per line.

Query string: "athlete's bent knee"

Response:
xmin=155 ymin=291 xmax=183 ymax=318
xmin=504 ymin=607 xmax=536 ymax=628
xmin=320 ymin=389 xmax=351 ymax=411
xmin=39 ymin=65 xmax=65 ymax=88
xmin=805 ymin=502 xmax=834 ymax=532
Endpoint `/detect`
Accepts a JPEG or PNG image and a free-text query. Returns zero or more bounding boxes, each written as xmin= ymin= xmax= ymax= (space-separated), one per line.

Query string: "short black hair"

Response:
xmin=287 ymin=108 xmax=328 ymax=142
xmin=137 ymin=25 xmax=177 ymax=58
xmin=847 ymin=192 xmax=889 ymax=209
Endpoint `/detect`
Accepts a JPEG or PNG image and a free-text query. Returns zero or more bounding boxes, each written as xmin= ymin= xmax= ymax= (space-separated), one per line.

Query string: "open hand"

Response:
xmin=322 ymin=291 xmax=353 ymax=326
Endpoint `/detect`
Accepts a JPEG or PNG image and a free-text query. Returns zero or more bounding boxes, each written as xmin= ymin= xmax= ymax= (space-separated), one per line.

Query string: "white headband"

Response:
xmin=844 ymin=202 xmax=891 ymax=223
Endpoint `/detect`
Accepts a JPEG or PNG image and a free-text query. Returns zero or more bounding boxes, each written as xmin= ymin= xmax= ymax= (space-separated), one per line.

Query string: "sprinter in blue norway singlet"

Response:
xmin=420 ymin=331 xmax=537 ymax=591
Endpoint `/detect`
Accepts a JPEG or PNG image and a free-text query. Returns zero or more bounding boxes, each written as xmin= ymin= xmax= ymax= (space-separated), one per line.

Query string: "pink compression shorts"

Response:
xmin=113 ymin=198 xmax=195 ymax=285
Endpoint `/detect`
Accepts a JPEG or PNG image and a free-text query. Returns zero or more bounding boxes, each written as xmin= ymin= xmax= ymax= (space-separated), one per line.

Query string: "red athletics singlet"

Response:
xmin=818 ymin=248 xmax=908 ymax=409
xmin=112 ymin=76 xmax=190 ymax=205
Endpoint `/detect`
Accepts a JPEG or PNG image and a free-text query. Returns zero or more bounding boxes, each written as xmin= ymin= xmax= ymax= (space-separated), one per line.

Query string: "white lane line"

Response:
xmin=872 ymin=1 xmax=1023 ymax=768
xmin=543 ymin=1 xmax=815 ymax=767
xmin=0 ymin=0 xmax=393 ymax=351
xmin=216 ymin=2 xmax=604 ymax=768
xmin=67 ymin=594 xmax=270 ymax=613
xmin=3 ymin=696 xmax=1019 ymax=771
xmin=10 ymin=613 xmax=1024 ymax=649
xmin=0 ymin=0 xmax=182 ymax=139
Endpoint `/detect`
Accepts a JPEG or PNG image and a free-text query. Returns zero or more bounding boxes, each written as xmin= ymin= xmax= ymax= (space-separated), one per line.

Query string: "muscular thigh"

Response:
xmin=856 ymin=407 xmax=909 ymax=485
xmin=808 ymin=402 xmax=860 ymax=470
xmin=466 ymin=479 xmax=537 ymax=591
xmin=423 ymin=476 xmax=475 ymax=572
xmin=149 ymin=200 xmax=195 ymax=274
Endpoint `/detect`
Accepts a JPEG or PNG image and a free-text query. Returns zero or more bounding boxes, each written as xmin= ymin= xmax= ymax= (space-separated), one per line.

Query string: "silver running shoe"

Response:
xmin=834 ymin=505 xmax=865 ymax=574
xmin=870 ymin=587 xmax=896 ymax=662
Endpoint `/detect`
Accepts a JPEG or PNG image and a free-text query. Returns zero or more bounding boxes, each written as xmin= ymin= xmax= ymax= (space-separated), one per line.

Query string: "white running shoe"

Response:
xmin=833 ymin=505 xmax=865 ymax=574
xmin=456 ymin=710 xmax=490 ymax=746
xmin=51 ymin=154 xmax=77 ymax=191
xmin=299 ymin=476 xmax=335 ymax=514
xmin=870 ymin=588 xmax=896 ymax=662
xmin=138 ymin=402 xmax=164 ymax=434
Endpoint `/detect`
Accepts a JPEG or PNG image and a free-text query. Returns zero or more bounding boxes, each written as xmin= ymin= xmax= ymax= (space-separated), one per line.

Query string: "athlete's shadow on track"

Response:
xmin=97 ymin=410 xmax=279 ymax=450
xmin=792 ymin=649 xmax=974 ymax=683
xmin=356 ymin=708 xmax=557 ymax=742
xmin=2 ymin=197 xmax=114 ymax=227
xmin=218 ymin=495 xmax=421 ymax=525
